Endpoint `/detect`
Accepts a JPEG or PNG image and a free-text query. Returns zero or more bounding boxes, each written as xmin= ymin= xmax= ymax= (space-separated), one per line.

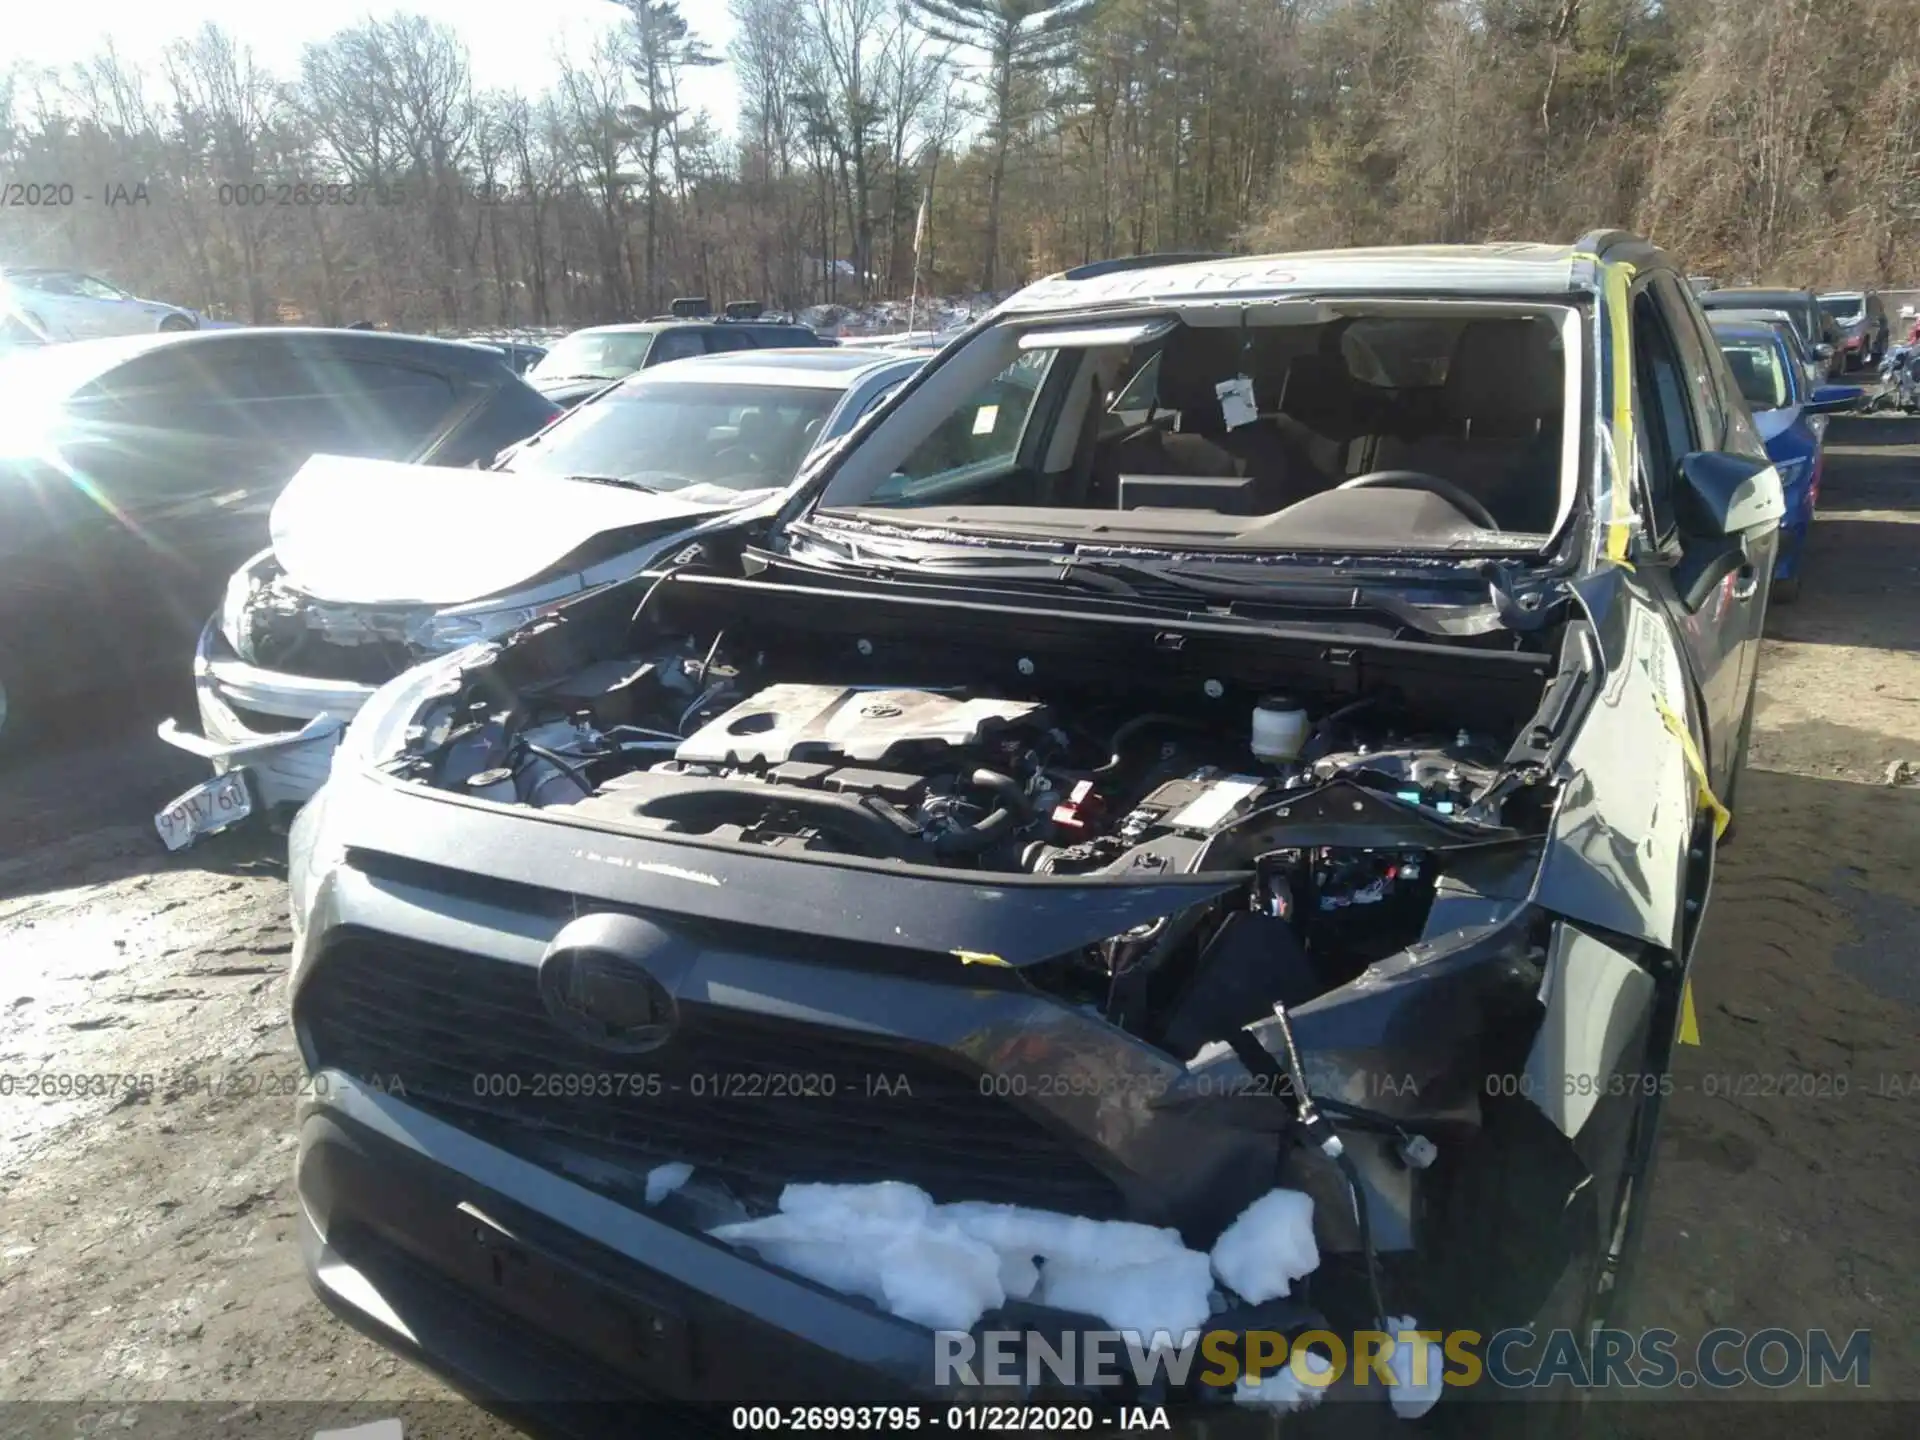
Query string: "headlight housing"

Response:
xmin=219 ymin=550 xmax=276 ymax=657
xmin=337 ymin=646 xmax=483 ymax=769
xmin=406 ymin=604 xmax=545 ymax=655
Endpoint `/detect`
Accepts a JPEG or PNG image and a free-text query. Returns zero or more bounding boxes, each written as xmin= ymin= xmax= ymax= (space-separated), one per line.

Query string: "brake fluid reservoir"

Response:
xmin=1251 ymin=696 xmax=1310 ymax=763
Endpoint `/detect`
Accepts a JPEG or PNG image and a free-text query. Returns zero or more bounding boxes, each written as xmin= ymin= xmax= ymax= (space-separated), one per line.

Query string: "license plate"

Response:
xmin=154 ymin=771 xmax=253 ymax=851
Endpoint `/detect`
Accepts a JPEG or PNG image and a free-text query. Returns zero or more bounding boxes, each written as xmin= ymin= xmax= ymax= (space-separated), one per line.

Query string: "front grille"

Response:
xmin=300 ymin=931 xmax=1125 ymax=1215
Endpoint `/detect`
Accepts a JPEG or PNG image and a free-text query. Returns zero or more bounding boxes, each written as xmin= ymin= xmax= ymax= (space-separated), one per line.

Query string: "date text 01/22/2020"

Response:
xmin=728 ymin=1406 xmax=1154 ymax=1432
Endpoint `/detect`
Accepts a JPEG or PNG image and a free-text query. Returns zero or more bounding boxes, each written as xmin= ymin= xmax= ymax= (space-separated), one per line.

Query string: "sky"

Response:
xmin=8 ymin=0 xmax=743 ymax=134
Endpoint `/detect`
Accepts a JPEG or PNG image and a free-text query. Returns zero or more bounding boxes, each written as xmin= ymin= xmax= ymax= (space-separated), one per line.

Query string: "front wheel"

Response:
xmin=158 ymin=313 xmax=197 ymax=332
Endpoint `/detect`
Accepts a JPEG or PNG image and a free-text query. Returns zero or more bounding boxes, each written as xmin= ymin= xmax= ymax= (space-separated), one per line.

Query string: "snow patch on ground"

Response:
xmin=708 ymin=1180 xmax=1319 ymax=1338
xmin=801 ymin=294 xmax=1003 ymax=338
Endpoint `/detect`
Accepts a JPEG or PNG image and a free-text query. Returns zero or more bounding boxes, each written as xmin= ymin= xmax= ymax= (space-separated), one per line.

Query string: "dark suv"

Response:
xmin=289 ymin=232 xmax=1781 ymax=1420
xmin=527 ymin=312 xmax=832 ymax=407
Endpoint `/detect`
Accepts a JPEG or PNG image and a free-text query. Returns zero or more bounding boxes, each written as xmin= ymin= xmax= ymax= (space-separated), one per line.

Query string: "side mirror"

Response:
xmin=1808 ymin=384 xmax=1865 ymax=414
xmin=1675 ymin=451 xmax=1784 ymax=538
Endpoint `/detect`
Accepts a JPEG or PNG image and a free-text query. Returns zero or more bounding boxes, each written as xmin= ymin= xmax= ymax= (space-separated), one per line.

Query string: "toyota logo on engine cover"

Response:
xmin=537 ymin=913 xmax=685 ymax=1053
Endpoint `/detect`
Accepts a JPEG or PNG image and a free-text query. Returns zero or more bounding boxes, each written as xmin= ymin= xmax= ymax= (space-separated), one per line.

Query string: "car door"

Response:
xmin=49 ymin=353 xmax=306 ymax=674
xmin=69 ymin=275 xmax=145 ymax=336
xmin=13 ymin=272 xmax=89 ymax=340
xmin=1627 ymin=274 xmax=1769 ymax=785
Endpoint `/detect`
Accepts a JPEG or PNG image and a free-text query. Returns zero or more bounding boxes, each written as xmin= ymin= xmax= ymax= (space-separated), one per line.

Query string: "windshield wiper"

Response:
xmin=562 ymin=473 xmax=661 ymax=492
xmin=539 ymin=372 xmax=618 ymax=383
xmin=804 ymin=545 xmax=1531 ymax=639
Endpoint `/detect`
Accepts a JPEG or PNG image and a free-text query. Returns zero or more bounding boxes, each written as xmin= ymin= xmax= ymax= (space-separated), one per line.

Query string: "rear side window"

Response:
xmin=435 ymin=382 xmax=561 ymax=467
xmin=306 ymin=361 xmax=458 ymax=454
xmin=703 ymin=329 xmax=758 ymax=354
xmin=648 ymin=330 xmax=705 ymax=365
xmin=748 ymin=326 xmax=825 ymax=348
xmin=1654 ymin=274 xmax=1727 ymax=448
xmin=1631 ymin=292 xmax=1693 ymax=542
xmin=168 ymin=349 xmax=460 ymax=460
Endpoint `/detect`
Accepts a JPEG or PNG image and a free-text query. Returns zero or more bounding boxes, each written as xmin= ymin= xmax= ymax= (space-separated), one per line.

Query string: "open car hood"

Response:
xmin=269 ymin=454 xmax=723 ymax=607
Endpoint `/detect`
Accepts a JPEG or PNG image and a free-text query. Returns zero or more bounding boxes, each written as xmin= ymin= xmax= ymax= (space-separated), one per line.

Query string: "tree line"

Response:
xmin=2 ymin=0 xmax=1917 ymax=334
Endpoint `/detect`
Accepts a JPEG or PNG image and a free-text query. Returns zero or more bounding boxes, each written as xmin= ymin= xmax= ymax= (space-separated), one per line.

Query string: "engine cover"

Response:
xmin=674 ymin=685 xmax=1048 ymax=767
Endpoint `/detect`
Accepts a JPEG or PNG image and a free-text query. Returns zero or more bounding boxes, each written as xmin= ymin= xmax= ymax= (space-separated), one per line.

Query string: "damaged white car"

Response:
xmin=155 ymin=346 xmax=924 ymax=849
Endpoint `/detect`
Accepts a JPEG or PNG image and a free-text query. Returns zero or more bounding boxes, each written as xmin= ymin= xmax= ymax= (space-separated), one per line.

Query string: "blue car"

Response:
xmin=1710 ymin=317 xmax=1862 ymax=602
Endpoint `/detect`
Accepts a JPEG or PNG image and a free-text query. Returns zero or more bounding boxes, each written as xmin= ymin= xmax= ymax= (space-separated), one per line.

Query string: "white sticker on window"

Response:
xmin=972 ymin=404 xmax=1000 ymax=436
xmin=1217 ymin=375 xmax=1257 ymax=431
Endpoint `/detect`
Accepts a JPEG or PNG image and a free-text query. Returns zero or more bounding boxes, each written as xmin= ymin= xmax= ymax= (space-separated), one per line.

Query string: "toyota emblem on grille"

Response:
xmin=860 ymin=701 xmax=903 ymax=718
xmin=537 ymin=914 xmax=683 ymax=1053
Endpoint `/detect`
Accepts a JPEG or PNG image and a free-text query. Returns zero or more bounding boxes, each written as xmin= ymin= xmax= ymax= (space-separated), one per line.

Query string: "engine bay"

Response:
xmin=384 ymin=606 xmax=1566 ymax=1057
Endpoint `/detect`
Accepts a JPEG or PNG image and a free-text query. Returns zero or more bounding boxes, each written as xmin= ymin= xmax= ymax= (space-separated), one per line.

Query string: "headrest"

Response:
xmin=1722 ymin=349 xmax=1765 ymax=401
xmin=1279 ymin=354 xmax=1369 ymax=440
xmin=735 ymin=407 xmax=782 ymax=443
xmin=1443 ymin=320 xmax=1563 ymax=424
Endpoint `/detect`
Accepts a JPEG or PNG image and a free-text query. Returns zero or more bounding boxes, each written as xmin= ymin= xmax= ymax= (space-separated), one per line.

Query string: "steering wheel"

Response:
xmin=1335 ymin=470 xmax=1502 ymax=531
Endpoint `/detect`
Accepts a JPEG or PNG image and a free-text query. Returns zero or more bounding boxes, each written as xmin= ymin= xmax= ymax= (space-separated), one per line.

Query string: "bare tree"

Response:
xmin=910 ymin=0 xmax=1094 ymax=290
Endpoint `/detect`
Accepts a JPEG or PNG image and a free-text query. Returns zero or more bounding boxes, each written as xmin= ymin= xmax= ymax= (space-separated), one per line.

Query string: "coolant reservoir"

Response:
xmin=1251 ymin=696 xmax=1310 ymax=763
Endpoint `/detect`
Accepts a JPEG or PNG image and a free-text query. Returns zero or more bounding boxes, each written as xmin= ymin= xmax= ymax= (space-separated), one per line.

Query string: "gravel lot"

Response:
xmin=2 ymin=420 xmax=1918 ymax=1437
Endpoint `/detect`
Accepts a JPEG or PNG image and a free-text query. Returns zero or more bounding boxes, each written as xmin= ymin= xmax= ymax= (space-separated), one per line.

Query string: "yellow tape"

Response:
xmin=1595 ymin=257 xmax=1639 ymax=570
xmin=952 ymin=949 xmax=1010 ymax=967
xmin=1654 ymin=696 xmax=1731 ymax=842
xmin=1678 ymin=979 xmax=1701 ymax=1046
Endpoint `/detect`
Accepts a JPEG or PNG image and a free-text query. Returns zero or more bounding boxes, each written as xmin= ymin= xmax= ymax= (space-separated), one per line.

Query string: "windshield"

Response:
xmin=1717 ymin=339 xmax=1790 ymax=411
xmin=814 ymin=306 xmax=1574 ymax=551
xmin=528 ymin=331 xmax=655 ymax=382
xmin=504 ymin=379 xmax=840 ymax=500
xmin=1820 ymin=296 xmax=1864 ymax=322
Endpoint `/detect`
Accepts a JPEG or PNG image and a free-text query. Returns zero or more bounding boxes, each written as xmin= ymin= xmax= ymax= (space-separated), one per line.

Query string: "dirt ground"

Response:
xmin=2 ymin=420 xmax=1918 ymax=1438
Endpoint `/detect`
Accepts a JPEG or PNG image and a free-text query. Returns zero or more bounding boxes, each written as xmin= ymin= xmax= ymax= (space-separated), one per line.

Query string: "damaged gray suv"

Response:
xmin=286 ymin=233 xmax=1781 ymax=1422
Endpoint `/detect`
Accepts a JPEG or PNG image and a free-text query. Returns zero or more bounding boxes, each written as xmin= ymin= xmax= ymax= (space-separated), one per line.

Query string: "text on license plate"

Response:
xmin=154 ymin=772 xmax=252 ymax=851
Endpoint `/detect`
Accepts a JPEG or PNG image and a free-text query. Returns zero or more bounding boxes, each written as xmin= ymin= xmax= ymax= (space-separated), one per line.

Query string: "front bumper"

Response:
xmin=281 ymin=752 xmax=1575 ymax=1418
xmin=157 ymin=617 xmax=370 ymax=811
xmin=299 ymin=1072 xmax=944 ymax=1415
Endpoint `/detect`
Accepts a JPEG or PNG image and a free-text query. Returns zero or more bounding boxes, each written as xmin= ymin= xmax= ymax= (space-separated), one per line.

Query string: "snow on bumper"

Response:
xmin=157 ymin=617 xmax=371 ymax=810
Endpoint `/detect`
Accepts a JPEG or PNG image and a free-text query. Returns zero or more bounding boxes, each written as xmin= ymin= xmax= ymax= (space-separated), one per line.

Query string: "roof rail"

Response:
xmin=1059 ymin=252 xmax=1232 ymax=282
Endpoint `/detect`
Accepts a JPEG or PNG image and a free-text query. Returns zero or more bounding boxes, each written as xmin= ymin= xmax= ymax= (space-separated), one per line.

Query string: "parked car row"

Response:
xmin=525 ymin=303 xmax=835 ymax=409
xmin=0 ymin=238 xmax=1851 ymax=1420
xmin=1705 ymin=316 xmax=1863 ymax=602
xmin=1693 ymin=282 xmax=1901 ymax=377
